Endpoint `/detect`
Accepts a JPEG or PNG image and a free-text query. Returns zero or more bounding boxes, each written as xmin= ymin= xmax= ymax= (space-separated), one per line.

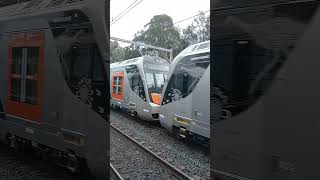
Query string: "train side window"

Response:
xmin=26 ymin=47 xmax=39 ymax=76
xmin=10 ymin=47 xmax=40 ymax=105
xmin=11 ymin=78 xmax=22 ymax=102
xmin=113 ymin=76 xmax=118 ymax=93
xmin=25 ymin=47 xmax=39 ymax=104
xmin=10 ymin=47 xmax=23 ymax=102
xmin=117 ymin=77 xmax=122 ymax=94
xmin=12 ymin=48 xmax=23 ymax=75
xmin=112 ymin=76 xmax=123 ymax=95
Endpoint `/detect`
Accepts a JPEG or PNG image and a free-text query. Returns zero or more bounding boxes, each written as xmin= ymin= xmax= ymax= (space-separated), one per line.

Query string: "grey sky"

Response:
xmin=110 ymin=0 xmax=210 ymax=46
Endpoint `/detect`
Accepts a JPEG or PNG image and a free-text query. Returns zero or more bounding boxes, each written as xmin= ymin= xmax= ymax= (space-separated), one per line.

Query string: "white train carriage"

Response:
xmin=159 ymin=41 xmax=210 ymax=144
xmin=110 ymin=56 xmax=170 ymax=121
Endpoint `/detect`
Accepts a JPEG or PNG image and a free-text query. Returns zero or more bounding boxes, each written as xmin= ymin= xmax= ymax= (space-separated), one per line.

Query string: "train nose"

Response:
xmin=149 ymin=103 xmax=160 ymax=120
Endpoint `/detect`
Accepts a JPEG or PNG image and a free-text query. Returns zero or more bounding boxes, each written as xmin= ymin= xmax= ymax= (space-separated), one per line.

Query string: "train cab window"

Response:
xmin=132 ymin=75 xmax=139 ymax=88
xmin=62 ymin=29 xmax=106 ymax=88
xmin=126 ymin=65 xmax=147 ymax=101
xmin=145 ymin=70 xmax=168 ymax=104
xmin=70 ymin=46 xmax=91 ymax=82
xmin=92 ymin=49 xmax=104 ymax=82
xmin=145 ymin=73 xmax=155 ymax=89
xmin=164 ymin=74 xmax=168 ymax=82
xmin=211 ymin=1 xmax=320 ymax=120
xmin=155 ymin=73 xmax=165 ymax=88
xmin=162 ymin=53 xmax=210 ymax=105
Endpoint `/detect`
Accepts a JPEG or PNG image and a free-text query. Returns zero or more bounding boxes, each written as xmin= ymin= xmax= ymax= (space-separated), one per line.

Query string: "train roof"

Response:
xmin=175 ymin=41 xmax=210 ymax=58
xmin=110 ymin=56 xmax=170 ymax=69
xmin=0 ymin=0 xmax=87 ymax=22
xmin=168 ymin=41 xmax=210 ymax=68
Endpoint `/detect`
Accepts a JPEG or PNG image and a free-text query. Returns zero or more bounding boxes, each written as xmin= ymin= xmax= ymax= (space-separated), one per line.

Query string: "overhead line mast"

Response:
xmin=110 ymin=36 xmax=174 ymax=63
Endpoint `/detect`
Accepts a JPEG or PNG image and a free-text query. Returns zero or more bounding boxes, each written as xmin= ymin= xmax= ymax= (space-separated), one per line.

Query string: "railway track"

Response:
xmin=110 ymin=109 xmax=209 ymax=179
xmin=110 ymin=124 xmax=194 ymax=180
xmin=110 ymin=163 xmax=124 ymax=180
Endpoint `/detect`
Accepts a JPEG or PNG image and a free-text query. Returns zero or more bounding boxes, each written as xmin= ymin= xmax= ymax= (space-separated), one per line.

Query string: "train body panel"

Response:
xmin=110 ymin=56 xmax=170 ymax=121
xmin=0 ymin=0 xmax=109 ymax=179
xmin=160 ymin=41 xmax=210 ymax=141
xmin=211 ymin=1 xmax=320 ymax=179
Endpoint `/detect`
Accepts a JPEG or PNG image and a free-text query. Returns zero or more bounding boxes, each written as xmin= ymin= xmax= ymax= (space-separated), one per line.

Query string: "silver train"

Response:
xmin=0 ymin=0 xmax=109 ymax=179
xmin=110 ymin=56 xmax=170 ymax=121
xmin=159 ymin=41 xmax=210 ymax=144
xmin=212 ymin=0 xmax=320 ymax=180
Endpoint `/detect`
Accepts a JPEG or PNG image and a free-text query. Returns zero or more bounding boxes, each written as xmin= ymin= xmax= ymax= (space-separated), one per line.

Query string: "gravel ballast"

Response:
xmin=0 ymin=144 xmax=79 ymax=180
xmin=110 ymin=109 xmax=210 ymax=180
xmin=110 ymin=127 xmax=181 ymax=180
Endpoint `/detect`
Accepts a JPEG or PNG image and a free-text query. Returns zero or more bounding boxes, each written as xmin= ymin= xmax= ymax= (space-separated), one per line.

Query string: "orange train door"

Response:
xmin=6 ymin=32 xmax=44 ymax=122
xmin=111 ymin=71 xmax=124 ymax=101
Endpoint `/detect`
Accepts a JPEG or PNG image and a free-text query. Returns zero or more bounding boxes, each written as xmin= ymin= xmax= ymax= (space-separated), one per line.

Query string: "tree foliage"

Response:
xmin=182 ymin=11 xmax=210 ymax=45
xmin=110 ymin=13 xmax=210 ymax=63
xmin=132 ymin=14 xmax=188 ymax=59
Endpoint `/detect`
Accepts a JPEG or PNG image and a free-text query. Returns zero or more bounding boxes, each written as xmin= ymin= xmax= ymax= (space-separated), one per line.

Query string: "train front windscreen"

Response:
xmin=162 ymin=52 xmax=210 ymax=105
xmin=144 ymin=64 xmax=169 ymax=105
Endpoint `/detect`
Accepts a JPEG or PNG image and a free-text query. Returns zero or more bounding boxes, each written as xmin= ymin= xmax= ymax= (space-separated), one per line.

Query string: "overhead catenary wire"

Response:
xmin=111 ymin=0 xmax=144 ymax=26
xmin=173 ymin=10 xmax=210 ymax=25
xmin=111 ymin=0 xmax=144 ymax=25
xmin=112 ymin=0 xmax=139 ymax=23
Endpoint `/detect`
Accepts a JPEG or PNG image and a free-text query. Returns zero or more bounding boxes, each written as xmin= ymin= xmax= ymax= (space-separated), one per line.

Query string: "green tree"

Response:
xmin=123 ymin=45 xmax=141 ymax=60
xmin=110 ymin=41 xmax=126 ymax=63
xmin=132 ymin=14 xmax=188 ymax=59
xmin=182 ymin=11 xmax=210 ymax=44
xmin=110 ymin=41 xmax=142 ymax=63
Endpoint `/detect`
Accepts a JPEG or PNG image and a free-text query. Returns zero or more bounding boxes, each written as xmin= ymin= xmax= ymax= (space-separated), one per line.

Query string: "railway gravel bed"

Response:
xmin=0 ymin=144 xmax=79 ymax=180
xmin=110 ymin=109 xmax=210 ymax=180
xmin=110 ymin=127 xmax=186 ymax=180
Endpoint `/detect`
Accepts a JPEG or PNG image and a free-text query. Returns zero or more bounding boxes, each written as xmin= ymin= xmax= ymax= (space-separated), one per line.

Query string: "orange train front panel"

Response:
xmin=6 ymin=32 xmax=44 ymax=122
xmin=111 ymin=71 xmax=124 ymax=101
xmin=150 ymin=93 xmax=161 ymax=105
